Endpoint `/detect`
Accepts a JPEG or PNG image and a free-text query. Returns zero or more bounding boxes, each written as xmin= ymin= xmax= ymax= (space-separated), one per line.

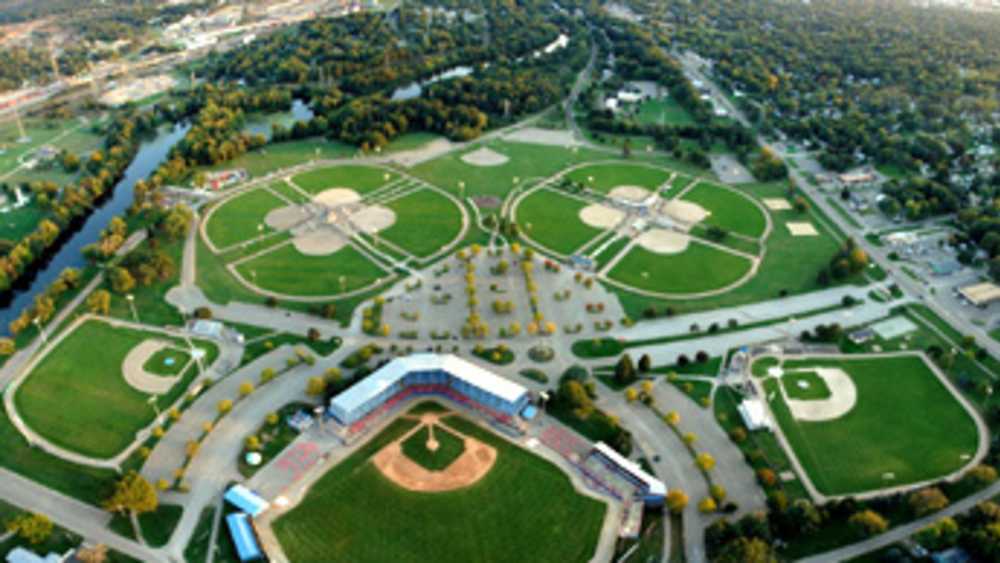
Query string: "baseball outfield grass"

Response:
xmin=205 ymin=188 xmax=286 ymax=249
xmin=515 ymin=188 xmax=604 ymax=255
xmin=291 ymin=164 xmax=397 ymax=195
xmin=235 ymin=243 xmax=388 ymax=297
xmin=607 ymin=241 xmax=754 ymax=294
xmin=379 ymin=188 xmax=464 ymax=259
xmin=763 ymin=355 xmax=981 ymax=496
xmin=565 ymin=162 xmax=671 ymax=194
xmin=679 ymin=182 xmax=768 ymax=239
xmin=274 ymin=409 xmax=606 ymax=563
xmin=14 ymin=319 xmax=218 ymax=458
xmin=401 ymin=425 xmax=466 ymax=471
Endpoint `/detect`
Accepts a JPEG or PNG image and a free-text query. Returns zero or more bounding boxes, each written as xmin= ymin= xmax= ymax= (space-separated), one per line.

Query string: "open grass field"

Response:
xmin=292 ymin=164 xmax=396 ymax=195
xmin=14 ymin=319 xmax=218 ymax=458
xmin=143 ymin=348 xmax=191 ymax=377
xmin=379 ymin=188 xmax=463 ymax=258
xmin=0 ymin=116 xmax=103 ymax=177
xmin=0 ymin=203 xmax=47 ymax=242
xmin=608 ymin=241 xmax=753 ymax=294
xmin=401 ymin=425 xmax=466 ymax=471
xmin=515 ymin=188 xmax=603 ymax=255
xmin=635 ymin=97 xmax=696 ymax=127
xmin=763 ymin=355 xmax=980 ymax=496
xmin=274 ymin=410 xmax=606 ymax=563
xmin=269 ymin=180 xmax=310 ymax=204
xmin=205 ymin=188 xmax=286 ymax=248
xmin=195 ymin=139 xmax=356 ymax=179
xmin=565 ymin=162 xmax=671 ymax=194
xmin=235 ymin=242 xmax=388 ymax=297
xmin=680 ymin=183 xmax=768 ymax=238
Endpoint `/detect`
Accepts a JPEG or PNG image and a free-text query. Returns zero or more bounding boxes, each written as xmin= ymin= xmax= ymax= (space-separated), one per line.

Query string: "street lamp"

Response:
xmin=147 ymin=395 xmax=161 ymax=418
xmin=33 ymin=318 xmax=47 ymax=345
xmin=458 ymin=181 xmax=466 ymax=198
xmin=126 ymin=294 xmax=139 ymax=323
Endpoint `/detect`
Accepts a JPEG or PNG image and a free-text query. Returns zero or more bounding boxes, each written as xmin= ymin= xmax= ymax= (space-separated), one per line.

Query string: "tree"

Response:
xmin=625 ymin=387 xmax=639 ymax=402
xmin=696 ymin=452 xmax=716 ymax=471
xmin=87 ymin=289 xmax=112 ymax=315
xmin=239 ymin=381 xmax=254 ymax=397
xmin=103 ymin=472 xmax=158 ymax=516
xmin=109 ymin=267 xmax=135 ymax=294
xmin=966 ymin=464 xmax=999 ymax=487
xmin=915 ymin=517 xmax=960 ymax=551
xmin=698 ymin=497 xmax=717 ymax=513
xmin=6 ymin=513 xmax=53 ymax=545
xmin=638 ymin=354 xmax=651 ymax=373
xmin=716 ymin=537 xmax=777 ymax=563
xmin=0 ymin=338 xmax=14 ymax=356
xmin=710 ymin=484 xmax=727 ymax=502
xmin=664 ymin=411 xmax=680 ymax=426
xmin=217 ymin=400 xmax=233 ymax=415
xmin=76 ymin=544 xmax=109 ymax=563
xmin=909 ymin=487 xmax=949 ymax=516
xmin=614 ymin=353 xmax=637 ymax=385
xmin=306 ymin=376 xmax=327 ymax=397
xmin=245 ymin=435 xmax=261 ymax=451
xmin=848 ymin=509 xmax=888 ymax=537
xmin=666 ymin=489 xmax=689 ymax=513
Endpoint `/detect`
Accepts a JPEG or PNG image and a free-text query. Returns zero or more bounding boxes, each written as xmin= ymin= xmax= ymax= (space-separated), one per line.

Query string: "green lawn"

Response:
xmin=379 ymin=188 xmax=463 ymax=258
xmin=565 ymin=162 xmax=672 ymax=194
xmin=608 ymin=241 xmax=753 ymax=294
xmin=780 ymin=370 xmax=832 ymax=400
xmin=205 ymin=188 xmax=286 ymax=248
xmin=680 ymin=182 xmax=768 ymax=238
xmin=195 ymin=138 xmax=356 ymax=179
xmin=291 ymin=164 xmax=396 ymax=195
xmin=635 ymin=97 xmax=696 ymax=127
xmin=401 ymin=425 xmax=466 ymax=471
xmin=14 ymin=319 xmax=217 ymax=458
xmin=274 ymin=411 xmax=606 ymax=563
xmin=0 ymin=203 xmax=47 ymax=242
xmin=236 ymin=243 xmax=388 ymax=297
xmin=515 ymin=188 xmax=603 ymax=255
xmin=269 ymin=180 xmax=311 ymax=204
xmin=765 ymin=355 xmax=980 ymax=496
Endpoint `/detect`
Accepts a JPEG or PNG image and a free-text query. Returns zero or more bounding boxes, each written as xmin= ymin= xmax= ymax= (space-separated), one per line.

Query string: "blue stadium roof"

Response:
xmin=225 ymin=512 xmax=263 ymax=562
xmin=224 ymin=484 xmax=270 ymax=517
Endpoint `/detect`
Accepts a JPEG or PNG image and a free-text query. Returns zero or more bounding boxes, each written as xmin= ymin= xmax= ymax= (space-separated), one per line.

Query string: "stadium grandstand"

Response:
xmin=327 ymin=354 xmax=533 ymax=435
xmin=587 ymin=442 xmax=667 ymax=507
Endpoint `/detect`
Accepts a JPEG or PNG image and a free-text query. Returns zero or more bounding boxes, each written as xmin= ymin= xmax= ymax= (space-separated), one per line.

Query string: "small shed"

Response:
xmin=738 ymin=399 xmax=771 ymax=431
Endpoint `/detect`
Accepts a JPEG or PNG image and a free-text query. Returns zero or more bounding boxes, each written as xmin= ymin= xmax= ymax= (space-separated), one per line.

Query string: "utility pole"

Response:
xmin=48 ymin=38 xmax=61 ymax=81
xmin=13 ymin=105 xmax=27 ymax=142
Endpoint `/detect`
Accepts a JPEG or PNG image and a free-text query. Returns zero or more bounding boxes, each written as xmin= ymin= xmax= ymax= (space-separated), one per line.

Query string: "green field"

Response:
xmin=401 ymin=425 xmax=466 ymax=471
xmin=195 ymin=138 xmax=356 ymax=179
xmin=142 ymin=347 xmax=191 ymax=377
xmin=0 ymin=203 xmax=47 ymax=242
xmin=205 ymin=188 xmax=286 ymax=248
xmin=762 ymin=355 xmax=980 ymax=495
xmin=680 ymin=182 xmax=768 ymax=238
xmin=608 ymin=241 xmax=753 ymax=294
xmin=380 ymin=188 xmax=463 ymax=258
xmin=14 ymin=320 xmax=218 ymax=458
xmin=515 ymin=189 xmax=603 ymax=255
xmin=274 ymin=410 xmax=606 ymax=563
xmin=635 ymin=97 xmax=696 ymax=127
xmin=236 ymin=243 xmax=388 ymax=297
xmin=292 ymin=164 xmax=396 ymax=195
xmin=565 ymin=163 xmax=671 ymax=194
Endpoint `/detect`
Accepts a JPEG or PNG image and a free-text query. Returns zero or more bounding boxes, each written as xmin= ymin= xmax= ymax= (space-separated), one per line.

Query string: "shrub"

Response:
xmin=729 ymin=428 xmax=748 ymax=443
xmin=965 ymin=464 xmax=999 ymax=487
xmin=217 ymin=400 xmax=233 ymax=415
xmin=757 ymin=468 xmax=778 ymax=487
xmin=698 ymin=497 xmax=717 ymax=513
xmin=909 ymin=487 xmax=949 ymax=516
xmin=695 ymin=452 xmax=715 ymax=471
xmin=848 ymin=510 xmax=888 ymax=537
xmin=239 ymin=381 xmax=254 ymax=397
xmin=194 ymin=306 xmax=212 ymax=319
xmin=666 ymin=489 xmax=688 ymax=514
xmin=710 ymin=484 xmax=727 ymax=502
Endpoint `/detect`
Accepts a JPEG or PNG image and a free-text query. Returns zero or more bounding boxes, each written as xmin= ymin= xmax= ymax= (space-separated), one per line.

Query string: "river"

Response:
xmin=0 ymin=122 xmax=191 ymax=332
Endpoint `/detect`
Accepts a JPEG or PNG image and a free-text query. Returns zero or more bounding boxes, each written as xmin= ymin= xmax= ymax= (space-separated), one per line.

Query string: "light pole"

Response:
xmin=339 ymin=275 xmax=347 ymax=293
xmin=126 ymin=294 xmax=139 ymax=323
xmin=147 ymin=395 xmax=161 ymax=418
xmin=458 ymin=181 xmax=466 ymax=199
xmin=33 ymin=318 xmax=47 ymax=346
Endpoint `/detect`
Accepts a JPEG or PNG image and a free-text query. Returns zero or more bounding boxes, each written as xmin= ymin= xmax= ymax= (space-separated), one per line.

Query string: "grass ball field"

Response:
xmin=515 ymin=161 xmax=767 ymax=295
xmin=274 ymin=404 xmax=606 ymax=563
xmin=13 ymin=319 xmax=219 ymax=459
xmin=201 ymin=164 xmax=465 ymax=298
xmin=759 ymin=354 xmax=982 ymax=496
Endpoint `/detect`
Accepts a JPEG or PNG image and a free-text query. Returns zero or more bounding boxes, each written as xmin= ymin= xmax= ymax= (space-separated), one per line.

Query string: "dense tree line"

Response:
xmin=624 ymin=0 xmax=1000 ymax=178
xmin=0 ymin=110 xmax=160 ymax=293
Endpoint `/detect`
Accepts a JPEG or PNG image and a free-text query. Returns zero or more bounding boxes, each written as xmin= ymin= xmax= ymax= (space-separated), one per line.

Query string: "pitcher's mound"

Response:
xmin=461 ymin=147 xmax=509 ymax=167
xmin=637 ymin=229 xmax=690 ymax=254
xmin=579 ymin=204 xmax=625 ymax=229
xmin=374 ymin=436 xmax=497 ymax=492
